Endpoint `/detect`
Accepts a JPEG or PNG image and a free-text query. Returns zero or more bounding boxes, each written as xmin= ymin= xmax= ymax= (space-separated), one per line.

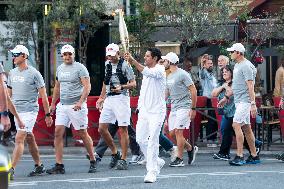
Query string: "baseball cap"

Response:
xmin=106 ymin=43 xmax=119 ymax=56
xmin=226 ymin=43 xmax=246 ymax=53
xmin=61 ymin=44 xmax=75 ymax=55
xmin=10 ymin=45 xmax=30 ymax=56
xmin=161 ymin=52 xmax=179 ymax=64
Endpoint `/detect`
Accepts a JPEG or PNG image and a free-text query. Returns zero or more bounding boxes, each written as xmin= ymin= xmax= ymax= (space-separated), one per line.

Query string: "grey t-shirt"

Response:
xmin=7 ymin=66 xmax=45 ymax=113
xmin=167 ymin=68 xmax=194 ymax=111
xmin=56 ymin=61 xmax=89 ymax=105
xmin=232 ymin=59 xmax=257 ymax=103
xmin=105 ymin=59 xmax=135 ymax=96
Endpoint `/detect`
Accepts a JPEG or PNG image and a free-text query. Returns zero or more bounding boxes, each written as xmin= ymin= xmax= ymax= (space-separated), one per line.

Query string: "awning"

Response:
xmin=189 ymin=45 xmax=220 ymax=58
xmin=260 ymin=47 xmax=281 ymax=56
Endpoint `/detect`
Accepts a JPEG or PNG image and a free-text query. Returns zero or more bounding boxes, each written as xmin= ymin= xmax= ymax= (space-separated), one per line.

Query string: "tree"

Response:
xmin=0 ymin=0 xmax=43 ymax=68
xmin=156 ymin=0 xmax=231 ymax=58
xmin=46 ymin=0 xmax=107 ymax=65
xmin=0 ymin=0 xmax=107 ymax=67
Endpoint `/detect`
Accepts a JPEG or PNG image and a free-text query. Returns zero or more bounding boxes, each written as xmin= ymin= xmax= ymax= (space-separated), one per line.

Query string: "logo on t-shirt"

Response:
xmin=59 ymin=72 xmax=71 ymax=79
xmin=12 ymin=76 xmax=25 ymax=83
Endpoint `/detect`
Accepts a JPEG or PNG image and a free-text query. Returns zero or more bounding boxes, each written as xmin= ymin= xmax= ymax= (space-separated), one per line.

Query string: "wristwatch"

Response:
xmin=0 ymin=111 xmax=9 ymax=116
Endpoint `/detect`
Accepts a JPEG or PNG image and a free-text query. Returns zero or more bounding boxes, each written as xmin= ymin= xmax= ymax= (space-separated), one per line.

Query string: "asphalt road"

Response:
xmin=9 ymin=153 xmax=284 ymax=189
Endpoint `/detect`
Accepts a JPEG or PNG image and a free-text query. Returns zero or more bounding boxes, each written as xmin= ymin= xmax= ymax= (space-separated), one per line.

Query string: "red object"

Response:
xmin=191 ymin=96 xmax=208 ymax=142
xmin=211 ymin=97 xmax=223 ymax=141
xmin=72 ymin=96 xmax=101 ymax=146
xmin=273 ymin=97 xmax=284 ymax=137
xmin=33 ymin=97 xmax=55 ymax=146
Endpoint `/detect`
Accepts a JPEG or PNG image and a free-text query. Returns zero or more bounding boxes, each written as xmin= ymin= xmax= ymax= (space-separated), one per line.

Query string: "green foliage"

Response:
xmin=156 ymin=0 xmax=231 ymax=58
xmin=0 ymin=0 xmax=107 ymax=66
xmin=124 ymin=0 xmax=157 ymax=58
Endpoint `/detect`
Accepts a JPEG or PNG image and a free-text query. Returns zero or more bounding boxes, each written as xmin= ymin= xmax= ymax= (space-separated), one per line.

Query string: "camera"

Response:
xmin=217 ymin=107 xmax=224 ymax=115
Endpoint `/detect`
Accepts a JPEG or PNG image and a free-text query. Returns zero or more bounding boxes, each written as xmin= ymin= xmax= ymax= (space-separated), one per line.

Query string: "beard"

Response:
xmin=207 ymin=67 xmax=214 ymax=72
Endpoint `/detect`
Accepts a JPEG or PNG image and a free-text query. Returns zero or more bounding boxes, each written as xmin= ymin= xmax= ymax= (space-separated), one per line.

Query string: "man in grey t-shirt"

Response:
xmin=96 ymin=43 xmax=136 ymax=170
xmin=222 ymin=43 xmax=259 ymax=166
xmin=161 ymin=52 xmax=198 ymax=167
xmin=47 ymin=44 xmax=96 ymax=174
xmin=7 ymin=45 xmax=53 ymax=179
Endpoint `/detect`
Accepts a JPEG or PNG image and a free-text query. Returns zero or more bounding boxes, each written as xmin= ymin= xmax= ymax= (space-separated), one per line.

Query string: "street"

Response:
xmin=10 ymin=153 xmax=284 ymax=189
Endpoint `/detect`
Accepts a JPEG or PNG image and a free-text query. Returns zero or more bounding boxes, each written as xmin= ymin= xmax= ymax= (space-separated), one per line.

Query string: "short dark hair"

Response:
xmin=184 ymin=56 xmax=193 ymax=63
xmin=147 ymin=48 xmax=162 ymax=61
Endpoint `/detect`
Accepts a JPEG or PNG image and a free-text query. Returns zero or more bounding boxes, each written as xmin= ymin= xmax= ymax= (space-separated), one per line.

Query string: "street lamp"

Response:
xmin=43 ymin=4 xmax=50 ymax=95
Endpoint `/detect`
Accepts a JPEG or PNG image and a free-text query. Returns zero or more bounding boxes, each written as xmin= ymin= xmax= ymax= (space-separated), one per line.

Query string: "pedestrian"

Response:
xmin=96 ymin=43 xmax=136 ymax=170
xmin=47 ymin=44 xmax=96 ymax=174
xmin=0 ymin=62 xmax=11 ymax=133
xmin=213 ymin=59 xmax=262 ymax=161
xmin=199 ymin=54 xmax=218 ymax=145
xmin=124 ymin=48 xmax=166 ymax=183
xmin=7 ymin=45 xmax=53 ymax=179
xmin=219 ymin=43 xmax=260 ymax=165
xmin=273 ymin=57 xmax=284 ymax=97
xmin=161 ymin=52 xmax=198 ymax=167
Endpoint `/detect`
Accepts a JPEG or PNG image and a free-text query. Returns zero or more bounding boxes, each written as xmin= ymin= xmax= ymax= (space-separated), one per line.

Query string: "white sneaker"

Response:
xmin=157 ymin=158 xmax=165 ymax=175
xmin=137 ymin=157 xmax=147 ymax=165
xmin=169 ymin=146 xmax=178 ymax=162
xmin=129 ymin=155 xmax=139 ymax=164
xmin=144 ymin=171 xmax=157 ymax=183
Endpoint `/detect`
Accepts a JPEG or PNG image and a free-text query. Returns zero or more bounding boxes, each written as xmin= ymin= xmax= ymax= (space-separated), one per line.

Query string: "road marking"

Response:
xmin=9 ymin=170 xmax=284 ymax=187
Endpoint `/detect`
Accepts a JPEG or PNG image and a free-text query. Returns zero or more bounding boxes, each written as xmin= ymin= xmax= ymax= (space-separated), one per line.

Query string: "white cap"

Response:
xmin=106 ymin=43 xmax=119 ymax=56
xmin=61 ymin=44 xmax=75 ymax=54
xmin=10 ymin=45 xmax=30 ymax=56
xmin=161 ymin=52 xmax=179 ymax=64
xmin=226 ymin=43 xmax=246 ymax=53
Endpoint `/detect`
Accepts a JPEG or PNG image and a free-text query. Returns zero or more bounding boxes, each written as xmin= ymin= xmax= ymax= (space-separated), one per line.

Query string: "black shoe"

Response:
xmin=109 ymin=151 xmax=121 ymax=168
xmin=188 ymin=146 xmax=198 ymax=165
xmin=9 ymin=167 xmax=15 ymax=180
xmin=255 ymin=141 xmax=263 ymax=156
xmin=213 ymin=153 xmax=231 ymax=161
xmin=86 ymin=153 xmax=102 ymax=162
xmin=115 ymin=159 xmax=128 ymax=170
xmin=229 ymin=156 xmax=245 ymax=166
xmin=28 ymin=164 xmax=46 ymax=177
xmin=275 ymin=152 xmax=284 ymax=161
xmin=169 ymin=157 xmax=184 ymax=167
xmin=46 ymin=163 xmax=65 ymax=174
xmin=88 ymin=160 xmax=97 ymax=173
xmin=245 ymin=155 xmax=261 ymax=164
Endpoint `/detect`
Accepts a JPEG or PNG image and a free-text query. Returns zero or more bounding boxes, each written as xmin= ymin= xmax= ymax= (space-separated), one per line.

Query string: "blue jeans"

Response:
xmin=219 ymin=115 xmax=262 ymax=155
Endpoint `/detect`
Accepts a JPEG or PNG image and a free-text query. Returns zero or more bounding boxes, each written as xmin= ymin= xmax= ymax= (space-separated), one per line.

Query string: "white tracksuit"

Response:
xmin=136 ymin=64 xmax=166 ymax=174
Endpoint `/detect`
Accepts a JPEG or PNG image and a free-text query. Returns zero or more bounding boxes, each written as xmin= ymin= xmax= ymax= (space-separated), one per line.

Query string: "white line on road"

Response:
xmin=9 ymin=170 xmax=284 ymax=187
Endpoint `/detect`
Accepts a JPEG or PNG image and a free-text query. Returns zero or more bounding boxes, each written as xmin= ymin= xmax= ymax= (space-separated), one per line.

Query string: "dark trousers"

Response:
xmin=206 ymin=99 xmax=218 ymax=140
xmin=96 ymin=120 xmax=141 ymax=157
xmin=159 ymin=121 xmax=174 ymax=151
xmin=219 ymin=115 xmax=262 ymax=155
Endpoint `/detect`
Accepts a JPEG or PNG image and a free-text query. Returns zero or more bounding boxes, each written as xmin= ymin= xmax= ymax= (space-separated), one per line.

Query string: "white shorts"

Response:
xmin=99 ymin=94 xmax=130 ymax=126
xmin=233 ymin=102 xmax=251 ymax=126
xmin=168 ymin=109 xmax=191 ymax=131
xmin=55 ymin=102 xmax=88 ymax=130
xmin=15 ymin=112 xmax=38 ymax=133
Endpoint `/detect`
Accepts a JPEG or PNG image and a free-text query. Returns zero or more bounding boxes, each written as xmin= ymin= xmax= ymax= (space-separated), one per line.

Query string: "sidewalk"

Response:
xmin=4 ymin=144 xmax=284 ymax=157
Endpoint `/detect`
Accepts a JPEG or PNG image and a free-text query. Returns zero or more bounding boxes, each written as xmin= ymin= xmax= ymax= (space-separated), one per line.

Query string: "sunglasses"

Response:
xmin=229 ymin=51 xmax=235 ymax=54
xmin=12 ymin=53 xmax=22 ymax=57
xmin=63 ymin=52 xmax=73 ymax=56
